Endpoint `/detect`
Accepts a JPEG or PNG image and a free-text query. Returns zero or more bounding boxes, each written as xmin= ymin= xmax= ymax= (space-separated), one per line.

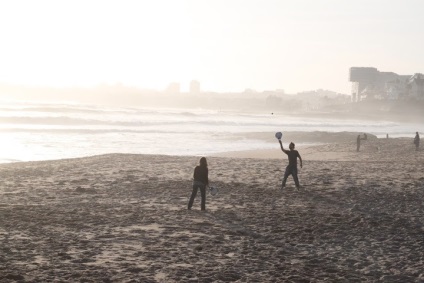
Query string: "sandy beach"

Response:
xmin=1 ymin=136 xmax=424 ymax=282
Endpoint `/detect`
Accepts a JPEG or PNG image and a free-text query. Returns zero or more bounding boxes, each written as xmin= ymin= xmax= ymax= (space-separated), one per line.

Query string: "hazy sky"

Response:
xmin=0 ymin=0 xmax=423 ymax=94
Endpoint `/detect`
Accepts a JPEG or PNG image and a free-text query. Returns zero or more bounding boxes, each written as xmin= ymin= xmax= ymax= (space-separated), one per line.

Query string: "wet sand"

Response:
xmin=0 ymin=137 xmax=424 ymax=282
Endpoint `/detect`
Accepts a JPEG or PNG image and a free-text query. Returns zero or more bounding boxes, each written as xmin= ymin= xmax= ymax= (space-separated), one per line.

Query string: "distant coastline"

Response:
xmin=2 ymin=83 xmax=424 ymax=124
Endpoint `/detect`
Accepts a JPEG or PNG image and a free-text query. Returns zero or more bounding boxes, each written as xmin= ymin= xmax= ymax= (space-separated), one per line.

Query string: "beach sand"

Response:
xmin=1 ymin=137 xmax=424 ymax=282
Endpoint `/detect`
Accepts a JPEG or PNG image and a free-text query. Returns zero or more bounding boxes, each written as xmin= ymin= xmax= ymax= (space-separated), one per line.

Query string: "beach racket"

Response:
xmin=209 ymin=186 xmax=219 ymax=196
xmin=275 ymin=132 xmax=283 ymax=140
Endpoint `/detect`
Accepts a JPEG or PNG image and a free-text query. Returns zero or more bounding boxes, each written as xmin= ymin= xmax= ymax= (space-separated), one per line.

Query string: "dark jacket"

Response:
xmin=193 ymin=166 xmax=208 ymax=185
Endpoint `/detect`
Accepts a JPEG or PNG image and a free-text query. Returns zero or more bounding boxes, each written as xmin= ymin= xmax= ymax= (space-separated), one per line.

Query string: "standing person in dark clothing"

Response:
xmin=357 ymin=135 xmax=361 ymax=152
xmin=188 ymin=157 xmax=209 ymax=210
xmin=279 ymin=140 xmax=303 ymax=190
xmin=414 ymin=132 xmax=420 ymax=151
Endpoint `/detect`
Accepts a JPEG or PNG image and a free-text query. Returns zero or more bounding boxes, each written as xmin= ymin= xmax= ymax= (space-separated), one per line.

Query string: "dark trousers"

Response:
xmin=282 ymin=165 xmax=300 ymax=188
xmin=188 ymin=184 xmax=206 ymax=210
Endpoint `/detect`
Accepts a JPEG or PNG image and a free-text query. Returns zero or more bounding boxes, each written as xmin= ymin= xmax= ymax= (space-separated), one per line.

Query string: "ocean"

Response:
xmin=0 ymin=100 xmax=422 ymax=163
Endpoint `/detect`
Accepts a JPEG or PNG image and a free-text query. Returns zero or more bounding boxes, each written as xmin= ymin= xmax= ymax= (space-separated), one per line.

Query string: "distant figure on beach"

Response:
xmin=357 ymin=135 xmax=361 ymax=152
xmin=386 ymin=134 xmax=389 ymax=139
xmin=279 ymin=140 xmax=303 ymax=190
xmin=363 ymin=133 xmax=367 ymax=140
xmin=188 ymin=157 xmax=209 ymax=211
xmin=414 ymin=132 xmax=420 ymax=151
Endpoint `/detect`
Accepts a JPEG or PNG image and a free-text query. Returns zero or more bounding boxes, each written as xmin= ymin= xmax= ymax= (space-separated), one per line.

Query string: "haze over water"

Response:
xmin=0 ymin=100 xmax=422 ymax=163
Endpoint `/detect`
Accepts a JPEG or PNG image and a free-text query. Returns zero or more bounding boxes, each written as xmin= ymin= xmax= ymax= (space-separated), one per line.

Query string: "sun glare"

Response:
xmin=0 ymin=134 xmax=30 ymax=162
xmin=0 ymin=1 xmax=195 ymax=90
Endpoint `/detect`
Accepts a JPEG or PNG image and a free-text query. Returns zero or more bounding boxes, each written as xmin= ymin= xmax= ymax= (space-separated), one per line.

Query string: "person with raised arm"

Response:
xmin=279 ymin=140 xmax=303 ymax=190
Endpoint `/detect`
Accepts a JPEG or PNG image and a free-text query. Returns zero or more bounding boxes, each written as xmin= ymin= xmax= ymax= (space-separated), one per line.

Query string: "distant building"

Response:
xmin=190 ymin=80 xmax=200 ymax=94
xmin=166 ymin=82 xmax=180 ymax=94
xmin=386 ymin=79 xmax=406 ymax=100
xmin=349 ymin=67 xmax=412 ymax=101
xmin=349 ymin=67 xmax=379 ymax=102
xmin=407 ymin=73 xmax=424 ymax=100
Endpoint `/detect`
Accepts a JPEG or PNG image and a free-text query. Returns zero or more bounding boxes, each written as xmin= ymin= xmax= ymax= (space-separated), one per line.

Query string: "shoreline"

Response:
xmin=209 ymin=145 xmax=357 ymax=161
xmin=0 ymin=134 xmax=413 ymax=165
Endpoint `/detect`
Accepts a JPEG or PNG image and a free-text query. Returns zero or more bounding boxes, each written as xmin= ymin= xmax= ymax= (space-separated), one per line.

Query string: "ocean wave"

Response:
xmin=0 ymin=103 xmax=226 ymax=118
xmin=0 ymin=106 xmax=147 ymax=115
xmin=0 ymin=102 xmax=411 ymax=137
xmin=0 ymin=116 xmax=143 ymax=126
xmin=0 ymin=114 xmax=401 ymax=131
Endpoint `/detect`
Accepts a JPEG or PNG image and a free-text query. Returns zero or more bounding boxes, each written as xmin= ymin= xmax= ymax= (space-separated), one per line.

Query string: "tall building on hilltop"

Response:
xmin=349 ymin=67 xmax=412 ymax=101
xmin=349 ymin=67 xmax=378 ymax=102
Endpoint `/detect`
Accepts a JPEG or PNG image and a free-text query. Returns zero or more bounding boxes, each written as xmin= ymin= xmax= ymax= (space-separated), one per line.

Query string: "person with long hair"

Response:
xmin=188 ymin=157 xmax=209 ymax=210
